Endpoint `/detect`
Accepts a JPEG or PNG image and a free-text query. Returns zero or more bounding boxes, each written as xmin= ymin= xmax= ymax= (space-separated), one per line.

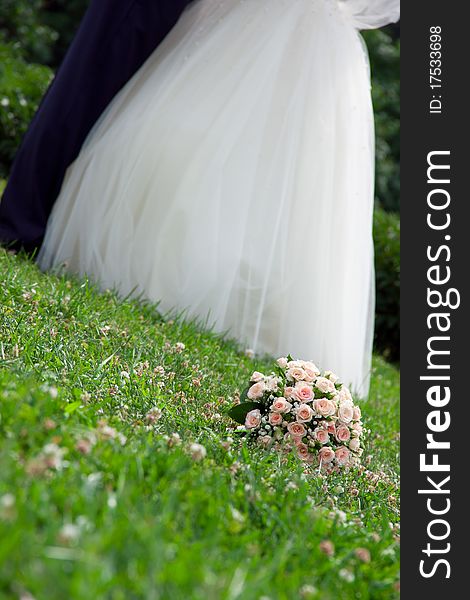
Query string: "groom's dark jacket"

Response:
xmin=0 ymin=0 xmax=193 ymax=252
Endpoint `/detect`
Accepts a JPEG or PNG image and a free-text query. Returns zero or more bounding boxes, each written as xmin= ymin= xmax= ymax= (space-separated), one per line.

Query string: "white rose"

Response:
xmin=250 ymin=371 xmax=265 ymax=383
xmin=337 ymin=387 xmax=353 ymax=404
xmin=247 ymin=382 xmax=266 ymax=400
xmin=324 ymin=370 xmax=339 ymax=383
xmin=315 ymin=377 xmax=336 ymax=394
xmin=265 ymin=376 xmax=280 ymax=392
xmin=302 ymin=361 xmax=321 ymax=376
xmin=338 ymin=402 xmax=354 ymax=423
xmin=349 ymin=438 xmax=360 ymax=452
xmin=287 ymin=367 xmax=306 ymax=382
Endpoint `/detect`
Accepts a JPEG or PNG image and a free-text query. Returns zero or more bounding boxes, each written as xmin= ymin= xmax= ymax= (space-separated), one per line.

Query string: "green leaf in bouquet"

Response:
xmin=239 ymin=386 xmax=251 ymax=403
xmin=227 ymin=401 xmax=264 ymax=425
xmin=274 ymin=364 xmax=286 ymax=380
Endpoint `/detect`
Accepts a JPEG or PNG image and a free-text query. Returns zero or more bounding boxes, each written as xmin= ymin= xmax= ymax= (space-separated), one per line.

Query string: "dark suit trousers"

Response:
xmin=0 ymin=0 xmax=193 ymax=251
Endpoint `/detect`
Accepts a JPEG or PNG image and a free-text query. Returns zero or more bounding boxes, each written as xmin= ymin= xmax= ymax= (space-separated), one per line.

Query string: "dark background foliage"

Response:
xmin=0 ymin=0 xmax=400 ymax=362
xmin=363 ymin=26 xmax=400 ymax=362
xmin=373 ymin=206 xmax=399 ymax=362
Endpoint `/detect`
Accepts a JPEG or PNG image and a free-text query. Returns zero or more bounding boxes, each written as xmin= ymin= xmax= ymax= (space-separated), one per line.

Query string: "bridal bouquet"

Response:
xmin=228 ymin=357 xmax=364 ymax=470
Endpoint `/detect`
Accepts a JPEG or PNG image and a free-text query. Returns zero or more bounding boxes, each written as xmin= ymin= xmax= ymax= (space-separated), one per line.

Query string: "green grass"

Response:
xmin=0 ymin=180 xmax=6 ymax=196
xmin=0 ymin=250 xmax=399 ymax=600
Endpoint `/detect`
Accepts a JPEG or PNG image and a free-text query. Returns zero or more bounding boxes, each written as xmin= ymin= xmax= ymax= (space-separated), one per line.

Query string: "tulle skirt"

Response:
xmin=38 ymin=0 xmax=391 ymax=396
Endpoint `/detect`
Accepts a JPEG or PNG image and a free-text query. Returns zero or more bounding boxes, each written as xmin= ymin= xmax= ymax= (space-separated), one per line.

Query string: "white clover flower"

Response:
xmin=58 ymin=523 xmax=81 ymax=544
xmin=146 ymin=407 xmax=162 ymax=423
xmin=339 ymin=568 xmax=355 ymax=583
xmin=0 ymin=493 xmax=15 ymax=509
xmin=189 ymin=443 xmax=207 ymax=461
xmin=230 ymin=507 xmax=245 ymax=524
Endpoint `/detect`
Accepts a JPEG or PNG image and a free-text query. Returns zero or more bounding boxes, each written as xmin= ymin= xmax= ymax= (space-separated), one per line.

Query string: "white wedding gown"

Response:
xmin=38 ymin=0 xmax=400 ymax=397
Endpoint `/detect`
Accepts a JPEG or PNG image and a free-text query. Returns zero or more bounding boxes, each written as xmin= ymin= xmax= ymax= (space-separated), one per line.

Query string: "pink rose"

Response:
xmin=353 ymin=406 xmax=362 ymax=421
xmin=277 ymin=357 xmax=288 ymax=368
xmin=287 ymin=367 xmax=306 ymax=382
xmin=349 ymin=438 xmax=360 ymax=452
xmin=287 ymin=422 xmax=306 ymax=438
xmin=314 ymin=399 xmax=336 ymax=417
xmin=257 ymin=435 xmax=272 ymax=448
xmin=247 ymin=382 xmax=265 ymax=400
xmin=338 ymin=403 xmax=354 ymax=423
xmin=314 ymin=428 xmax=330 ymax=444
xmin=318 ymin=446 xmax=335 ymax=464
xmin=302 ymin=361 xmax=321 ymax=376
xmin=351 ymin=422 xmax=363 ymax=436
xmin=284 ymin=387 xmax=295 ymax=400
xmin=257 ymin=435 xmax=273 ymax=448
xmin=302 ymin=368 xmax=317 ymax=382
xmin=245 ymin=409 xmax=262 ymax=429
xmin=271 ymin=397 xmax=292 ymax=414
xmin=296 ymin=442 xmax=311 ymax=461
xmin=250 ymin=371 xmax=265 ymax=383
xmin=269 ymin=412 xmax=283 ymax=426
xmin=335 ymin=446 xmax=350 ymax=465
xmin=327 ymin=422 xmax=336 ymax=435
xmin=335 ymin=425 xmax=351 ymax=443
xmin=315 ymin=377 xmax=336 ymax=394
xmin=296 ymin=403 xmax=314 ymax=423
xmin=294 ymin=384 xmax=314 ymax=403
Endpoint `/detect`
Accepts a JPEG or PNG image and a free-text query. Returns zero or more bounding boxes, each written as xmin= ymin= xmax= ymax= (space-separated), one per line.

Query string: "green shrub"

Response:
xmin=364 ymin=29 xmax=400 ymax=213
xmin=373 ymin=207 xmax=400 ymax=362
xmin=37 ymin=0 xmax=89 ymax=67
xmin=0 ymin=41 xmax=53 ymax=178
xmin=0 ymin=0 xmax=58 ymax=65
